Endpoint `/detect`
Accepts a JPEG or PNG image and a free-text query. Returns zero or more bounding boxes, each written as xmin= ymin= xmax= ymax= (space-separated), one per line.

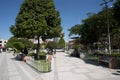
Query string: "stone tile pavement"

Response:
xmin=27 ymin=52 xmax=120 ymax=80
xmin=54 ymin=52 xmax=120 ymax=80
xmin=1 ymin=52 xmax=120 ymax=80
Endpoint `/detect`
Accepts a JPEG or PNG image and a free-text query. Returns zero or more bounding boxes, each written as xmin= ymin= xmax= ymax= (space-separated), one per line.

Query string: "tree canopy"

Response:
xmin=58 ymin=33 xmax=65 ymax=48
xmin=10 ymin=0 xmax=62 ymax=39
xmin=69 ymin=0 xmax=120 ymax=49
xmin=6 ymin=36 xmax=34 ymax=52
xmin=10 ymin=0 xmax=62 ymax=53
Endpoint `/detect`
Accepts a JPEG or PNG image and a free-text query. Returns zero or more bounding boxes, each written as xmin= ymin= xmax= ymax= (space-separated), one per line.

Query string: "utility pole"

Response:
xmin=100 ymin=0 xmax=113 ymax=54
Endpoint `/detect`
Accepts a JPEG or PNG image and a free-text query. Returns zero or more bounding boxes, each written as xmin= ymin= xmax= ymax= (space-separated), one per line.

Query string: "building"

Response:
xmin=0 ymin=39 xmax=8 ymax=52
xmin=29 ymin=36 xmax=43 ymax=44
xmin=53 ymin=37 xmax=60 ymax=43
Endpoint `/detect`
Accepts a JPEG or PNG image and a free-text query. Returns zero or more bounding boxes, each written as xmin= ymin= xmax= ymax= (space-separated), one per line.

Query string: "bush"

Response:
xmin=94 ymin=51 xmax=120 ymax=57
xmin=102 ymin=53 xmax=120 ymax=57
xmin=27 ymin=53 xmax=35 ymax=56
xmin=34 ymin=51 xmax=46 ymax=60
xmin=39 ymin=51 xmax=46 ymax=56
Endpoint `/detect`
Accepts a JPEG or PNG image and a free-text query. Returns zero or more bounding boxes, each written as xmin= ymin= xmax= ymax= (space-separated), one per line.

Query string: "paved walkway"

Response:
xmin=53 ymin=52 xmax=120 ymax=80
xmin=0 ymin=52 xmax=9 ymax=80
xmin=0 ymin=52 xmax=120 ymax=80
xmin=27 ymin=52 xmax=120 ymax=80
xmin=0 ymin=52 xmax=43 ymax=80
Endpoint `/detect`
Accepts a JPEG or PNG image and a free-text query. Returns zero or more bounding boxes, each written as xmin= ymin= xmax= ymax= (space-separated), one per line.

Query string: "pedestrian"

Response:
xmin=47 ymin=54 xmax=52 ymax=62
xmin=23 ymin=47 xmax=28 ymax=56
xmin=13 ymin=49 xmax=16 ymax=56
xmin=0 ymin=49 xmax=1 ymax=53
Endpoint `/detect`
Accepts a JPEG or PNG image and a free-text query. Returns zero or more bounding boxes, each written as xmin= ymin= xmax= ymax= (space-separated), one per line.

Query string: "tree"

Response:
xmin=18 ymin=38 xmax=34 ymax=49
xmin=6 ymin=36 xmax=18 ymax=48
xmin=112 ymin=0 xmax=120 ymax=49
xmin=69 ymin=13 xmax=104 ymax=49
xmin=58 ymin=33 xmax=65 ymax=48
xmin=13 ymin=42 xmax=24 ymax=52
xmin=111 ymin=29 xmax=120 ymax=48
xmin=68 ymin=24 xmax=82 ymax=36
xmin=69 ymin=7 xmax=120 ymax=50
xmin=10 ymin=0 xmax=62 ymax=54
xmin=6 ymin=36 xmax=34 ymax=52
xmin=113 ymin=0 xmax=120 ymax=25
xmin=46 ymin=41 xmax=57 ymax=53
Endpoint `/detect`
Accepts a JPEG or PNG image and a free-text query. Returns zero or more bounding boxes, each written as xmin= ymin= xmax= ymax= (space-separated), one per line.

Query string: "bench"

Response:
xmin=98 ymin=56 xmax=117 ymax=69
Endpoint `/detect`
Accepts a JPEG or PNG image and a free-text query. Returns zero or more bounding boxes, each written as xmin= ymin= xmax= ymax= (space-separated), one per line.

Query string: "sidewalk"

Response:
xmin=54 ymin=52 xmax=120 ymax=80
xmin=6 ymin=52 xmax=43 ymax=80
xmin=26 ymin=52 xmax=120 ymax=80
xmin=3 ymin=52 xmax=120 ymax=80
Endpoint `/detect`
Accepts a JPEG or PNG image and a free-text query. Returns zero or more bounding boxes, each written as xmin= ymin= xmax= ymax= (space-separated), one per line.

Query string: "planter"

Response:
xmin=38 ymin=60 xmax=51 ymax=73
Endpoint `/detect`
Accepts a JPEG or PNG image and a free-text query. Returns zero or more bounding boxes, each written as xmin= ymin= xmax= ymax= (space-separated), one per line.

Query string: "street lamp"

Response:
xmin=100 ymin=0 xmax=113 ymax=54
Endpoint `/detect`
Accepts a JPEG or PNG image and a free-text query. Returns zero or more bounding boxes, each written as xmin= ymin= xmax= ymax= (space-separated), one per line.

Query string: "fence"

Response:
xmin=27 ymin=58 xmax=51 ymax=73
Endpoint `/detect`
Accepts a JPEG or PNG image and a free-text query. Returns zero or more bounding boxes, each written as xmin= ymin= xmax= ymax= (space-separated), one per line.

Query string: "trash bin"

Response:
xmin=109 ymin=58 xmax=117 ymax=69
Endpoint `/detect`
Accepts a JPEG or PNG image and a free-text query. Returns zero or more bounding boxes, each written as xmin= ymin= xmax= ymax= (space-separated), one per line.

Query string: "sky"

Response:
xmin=0 ymin=0 xmax=114 ymax=41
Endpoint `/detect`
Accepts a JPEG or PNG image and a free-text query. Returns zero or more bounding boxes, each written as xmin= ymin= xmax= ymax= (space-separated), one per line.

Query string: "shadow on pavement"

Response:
xmin=65 ymin=54 xmax=71 ymax=57
xmin=65 ymin=53 xmax=101 ymax=67
xmin=112 ymin=72 xmax=120 ymax=76
xmin=10 ymin=55 xmax=22 ymax=61
xmin=117 ymin=71 xmax=120 ymax=73
xmin=83 ymin=59 xmax=100 ymax=66
xmin=65 ymin=53 xmax=100 ymax=66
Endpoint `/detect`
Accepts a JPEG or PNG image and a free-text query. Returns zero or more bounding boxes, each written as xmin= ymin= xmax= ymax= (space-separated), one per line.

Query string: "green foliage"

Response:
xmin=10 ymin=0 xmax=62 ymax=54
xmin=18 ymin=38 xmax=34 ymax=49
xmin=112 ymin=0 xmax=120 ymax=49
xmin=10 ymin=0 xmax=62 ymax=39
xmin=58 ymin=38 xmax=65 ymax=48
xmin=94 ymin=51 xmax=120 ymax=57
xmin=58 ymin=33 xmax=65 ymax=48
xmin=113 ymin=0 xmax=120 ymax=24
xmin=6 ymin=36 xmax=19 ymax=48
xmin=74 ymin=43 xmax=79 ymax=50
xmin=13 ymin=42 xmax=24 ymax=51
xmin=27 ymin=53 xmax=35 ymax=56
xmin=68 ymin=24 xmax=81 ymax=36
xmin=46 ymin=41 xmax=57 ymax=49
xmin=69 ymin=3 xmax=120 ymax=49
xmin=39 ymin=51 xmax=46 ymax=56
xmin=6 ymin=36 xmax=34 ymax=51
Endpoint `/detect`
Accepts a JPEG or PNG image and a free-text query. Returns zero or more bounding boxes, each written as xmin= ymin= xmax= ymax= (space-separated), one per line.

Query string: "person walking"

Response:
xmin=13 ymin=49 xmax=16 ymax=56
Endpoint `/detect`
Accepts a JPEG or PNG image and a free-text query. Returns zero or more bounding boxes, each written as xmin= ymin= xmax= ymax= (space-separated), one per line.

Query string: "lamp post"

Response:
xmin=100 ymin=0 xmax=113 ymax=54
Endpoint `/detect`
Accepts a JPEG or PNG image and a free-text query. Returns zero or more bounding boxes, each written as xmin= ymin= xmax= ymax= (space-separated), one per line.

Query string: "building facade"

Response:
xmin=0 ymin=39 xmax=8 ymax=52
xmin=29 ymin=36 xmax=43 ymax=44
